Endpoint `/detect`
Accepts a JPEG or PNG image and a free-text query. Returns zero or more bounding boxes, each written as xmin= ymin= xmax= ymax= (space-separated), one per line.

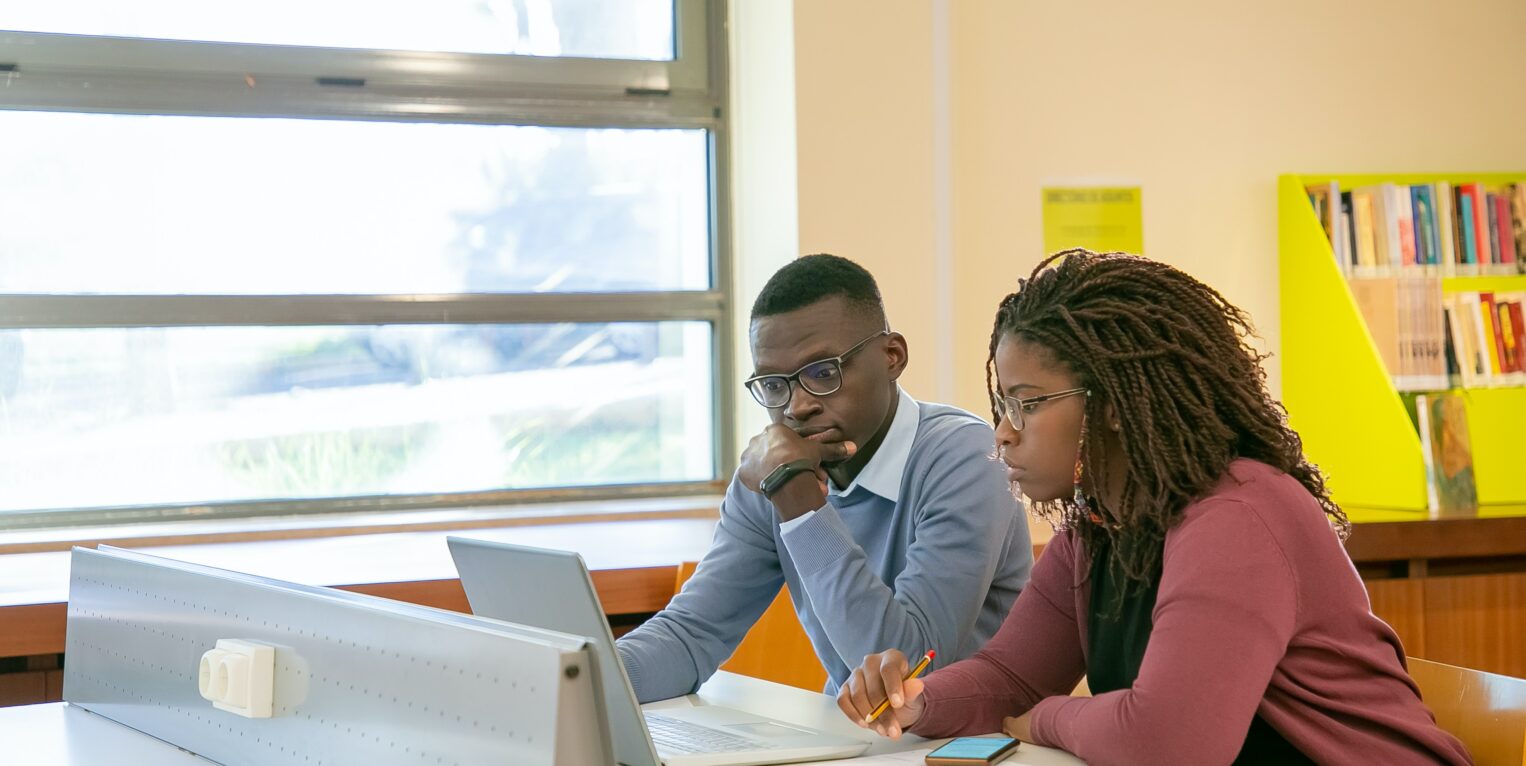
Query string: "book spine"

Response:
xmin=1448 ymin=295 xmax=1481 ymax=387
xmin=1480 ymin=292 xmax=1505 ymax=378
xmin=1459 ymin=188 xmax=1479 ymax=268
xmin=1412 ymin=185 xmax=1435 ymax=268
xmin=1487 ymin=193 xmax=1503 ymax=270
xmin=1510 ymin=298 xmax=1526 ymax=381
xmin=1496 ymin=194 xmax=1518 ymax=267
xmin=1398 ymin=277 xmax=1413 ymax=386
xmin=1341 ymin=191 xmax=1357 ymax=274
xmin=1352 ymin=192 xmax=1379 ymax=274
xmin=1415 ymin=393 xmax=1439 ymax=514
xmin=1513 ymin=185 xmax=1526 ymax=272
xmin=1499 ymin=297 xmax=1521 ymax=375
xmin=1474 ymin=185 xmax=1495 ymax=269
xmin=1429 ymin=278 xmax=1446 ymax=383
xmin=1465 ymin=293 xmax=1495 ymax=385
xmin=1436 ymin=182 xmax=1457 ymax=275
xmin=1395 ymin=184 xmax=1418 ymax=267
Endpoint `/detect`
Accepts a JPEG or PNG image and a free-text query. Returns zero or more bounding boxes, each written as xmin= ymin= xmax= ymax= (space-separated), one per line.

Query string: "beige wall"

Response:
xmin=793 ymin=0 xmax=1526 ymax=415
xmin=794 ymin=1 xmax=945 ymax=400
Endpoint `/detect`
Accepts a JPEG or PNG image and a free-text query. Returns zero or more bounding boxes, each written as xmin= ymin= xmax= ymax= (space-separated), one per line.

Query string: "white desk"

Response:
xmin=1 ymin=672 xmax=1082 ymax=765
xmin=4 ymin=702 xmax=214 ymax=765
xmin=679 ymin=672 xmax=1084 ymax=765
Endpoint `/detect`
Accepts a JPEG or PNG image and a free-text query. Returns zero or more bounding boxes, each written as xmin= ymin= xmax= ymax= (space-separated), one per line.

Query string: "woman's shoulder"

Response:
xmin=1167 ymin=459 xmax=1331 ymax=549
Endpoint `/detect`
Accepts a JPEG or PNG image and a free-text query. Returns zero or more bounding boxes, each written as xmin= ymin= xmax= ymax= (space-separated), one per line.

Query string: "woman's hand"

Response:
xmin=1002 ymin=710 xmax=1035 ymax=743
xmin=835 ymin=650 xmax=927 ymax=739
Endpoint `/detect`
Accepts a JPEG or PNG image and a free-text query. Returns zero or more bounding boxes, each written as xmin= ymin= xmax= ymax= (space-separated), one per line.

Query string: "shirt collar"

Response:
xmin=829 ymin=386 xmax=919 ymax=502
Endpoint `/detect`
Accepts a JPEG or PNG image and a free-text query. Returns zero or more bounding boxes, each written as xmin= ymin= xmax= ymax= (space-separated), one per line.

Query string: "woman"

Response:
xmin=836 ymin=251 xmax=1470 ymax=765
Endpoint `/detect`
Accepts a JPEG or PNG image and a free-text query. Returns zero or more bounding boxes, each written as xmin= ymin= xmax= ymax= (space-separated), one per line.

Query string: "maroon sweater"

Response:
xmin=913 ymin=460 xmax=1471 ymax=765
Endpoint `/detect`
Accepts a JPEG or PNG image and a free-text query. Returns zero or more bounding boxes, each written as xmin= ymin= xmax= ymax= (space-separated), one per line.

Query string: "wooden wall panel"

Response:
xmin=0 ymin=605 xmax=66 ymax=659
xmin=336 ymin=579 xmax=471 ymax=614
xmin=0 ymin=672 xmax=46 ymax=707
xmin=1366 ymin=578 xmax=1427 ymax=658
xmin=1422 ymin=573 xmax=1526 ymax=679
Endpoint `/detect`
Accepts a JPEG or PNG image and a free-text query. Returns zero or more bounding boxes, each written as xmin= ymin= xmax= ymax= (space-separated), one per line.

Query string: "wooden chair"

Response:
xmin=673 ymin=562 xmax=827 ymax=691
xmin=1408 ymin=657 xmax=1526 ymax=765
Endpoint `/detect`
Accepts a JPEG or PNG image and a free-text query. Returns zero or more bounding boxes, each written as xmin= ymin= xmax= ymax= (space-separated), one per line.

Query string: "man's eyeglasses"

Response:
xmin=992 ymin=387 xmax=1089 ymax=431
xmin=744 ymin=330 xmax=890 ymax=409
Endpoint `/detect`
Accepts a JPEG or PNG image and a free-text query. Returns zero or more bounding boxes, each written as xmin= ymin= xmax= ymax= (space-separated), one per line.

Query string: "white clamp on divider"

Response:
xmin=197 ymin=639 xmax=275 ymax=718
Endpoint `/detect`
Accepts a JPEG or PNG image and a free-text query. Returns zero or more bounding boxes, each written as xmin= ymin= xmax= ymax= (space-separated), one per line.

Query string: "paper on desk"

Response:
xmin=829 ymin=750 xmax=930 ymax=765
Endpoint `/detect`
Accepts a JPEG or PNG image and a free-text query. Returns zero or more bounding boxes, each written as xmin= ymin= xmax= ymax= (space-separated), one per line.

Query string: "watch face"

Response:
xmin=762 ymin=464 xmax=791 ymax=494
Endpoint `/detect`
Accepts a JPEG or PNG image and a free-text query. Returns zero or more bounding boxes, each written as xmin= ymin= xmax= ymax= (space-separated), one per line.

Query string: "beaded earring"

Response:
xmin=1070 ymin=408 xmax=1090 ymax=514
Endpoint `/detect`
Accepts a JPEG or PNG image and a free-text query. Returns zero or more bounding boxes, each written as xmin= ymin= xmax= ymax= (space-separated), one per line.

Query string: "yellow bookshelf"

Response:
xmin=1278 ymin=173 xmax=1526 ymax=513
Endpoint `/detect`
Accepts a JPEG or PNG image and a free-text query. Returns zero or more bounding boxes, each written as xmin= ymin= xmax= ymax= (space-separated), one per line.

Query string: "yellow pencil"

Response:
xmin=865 ymin=650 xmax=935 ymax=723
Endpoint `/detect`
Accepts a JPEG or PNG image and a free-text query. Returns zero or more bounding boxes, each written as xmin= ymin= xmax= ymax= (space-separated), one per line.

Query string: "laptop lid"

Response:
xmin=447 ymin=536 xmax=662 ymax=766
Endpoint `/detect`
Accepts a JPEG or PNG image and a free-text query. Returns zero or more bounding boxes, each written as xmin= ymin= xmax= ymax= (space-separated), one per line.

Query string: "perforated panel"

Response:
xmin=64 ymin=547 xmax=613 ymax=766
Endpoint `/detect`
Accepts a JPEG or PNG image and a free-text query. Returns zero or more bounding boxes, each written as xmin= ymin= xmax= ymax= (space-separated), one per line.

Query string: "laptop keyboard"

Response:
xmin=644 ymin=713 xmax=777 ymax=755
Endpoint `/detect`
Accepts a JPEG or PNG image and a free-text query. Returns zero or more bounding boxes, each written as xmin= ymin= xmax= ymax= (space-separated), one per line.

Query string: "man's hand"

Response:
xmin=738 ymin=424 xmax=856 ymax=520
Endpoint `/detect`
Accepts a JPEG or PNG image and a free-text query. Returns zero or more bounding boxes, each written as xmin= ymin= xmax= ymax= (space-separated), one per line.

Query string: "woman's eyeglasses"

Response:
xmin=992 ymin=387 xmax=1089 ymax=431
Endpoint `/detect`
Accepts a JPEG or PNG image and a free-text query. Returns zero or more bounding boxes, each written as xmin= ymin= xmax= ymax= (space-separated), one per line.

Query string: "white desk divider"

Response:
xmin=64 ymin=545 xmax=615 ymax=766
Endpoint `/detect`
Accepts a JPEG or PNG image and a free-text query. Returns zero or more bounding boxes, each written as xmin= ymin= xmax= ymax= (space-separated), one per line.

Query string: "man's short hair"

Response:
xmin=750 ymin=253 xmax=887 ymax=324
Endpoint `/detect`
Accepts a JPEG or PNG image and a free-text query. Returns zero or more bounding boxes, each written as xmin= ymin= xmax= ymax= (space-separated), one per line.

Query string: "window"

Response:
xmin=0 ymin=0 xmax=731 ymax=527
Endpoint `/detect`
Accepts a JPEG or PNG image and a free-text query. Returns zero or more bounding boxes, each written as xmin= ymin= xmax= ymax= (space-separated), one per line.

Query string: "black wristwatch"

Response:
xmin=760 ymin=459 xmax=816 ymax=498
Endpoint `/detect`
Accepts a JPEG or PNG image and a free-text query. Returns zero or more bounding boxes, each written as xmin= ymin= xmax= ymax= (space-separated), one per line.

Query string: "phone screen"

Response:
xmin=927 ymin=736 xmax=1018 ymax=759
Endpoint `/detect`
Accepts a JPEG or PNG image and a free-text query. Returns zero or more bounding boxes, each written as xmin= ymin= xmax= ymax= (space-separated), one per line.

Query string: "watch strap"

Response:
xmin=760 ymin=458 xmax=816 ymax=497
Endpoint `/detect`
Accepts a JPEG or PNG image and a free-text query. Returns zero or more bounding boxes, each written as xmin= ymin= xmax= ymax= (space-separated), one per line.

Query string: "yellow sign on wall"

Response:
xmin=1041 ymin=186 xmax=1143 ymax=255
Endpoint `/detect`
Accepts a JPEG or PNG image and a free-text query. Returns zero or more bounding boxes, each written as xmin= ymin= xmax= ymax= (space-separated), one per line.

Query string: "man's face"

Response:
xmin=748 ymin=296 xmax=904 ymax=452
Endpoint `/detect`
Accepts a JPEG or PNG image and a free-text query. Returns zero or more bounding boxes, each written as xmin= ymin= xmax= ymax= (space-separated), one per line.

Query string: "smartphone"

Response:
xmin=924 ymin=736 xmax=1021 ymax=765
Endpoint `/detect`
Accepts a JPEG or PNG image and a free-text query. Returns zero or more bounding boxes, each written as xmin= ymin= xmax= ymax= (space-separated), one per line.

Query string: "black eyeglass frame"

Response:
xmin=993 ymin=386 xmax=1089 ymax=431
xmin=742 ymin=329 xmax=891 ymax=409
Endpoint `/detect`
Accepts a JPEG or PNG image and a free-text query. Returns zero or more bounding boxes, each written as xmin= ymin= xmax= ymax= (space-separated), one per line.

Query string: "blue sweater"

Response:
xmin=617 ymin=391 xmax=1032 ymax=702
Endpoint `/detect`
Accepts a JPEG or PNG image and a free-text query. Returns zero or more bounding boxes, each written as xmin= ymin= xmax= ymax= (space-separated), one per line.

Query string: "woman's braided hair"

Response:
xmin=987 ymin=249 xmax=1350 ymax=584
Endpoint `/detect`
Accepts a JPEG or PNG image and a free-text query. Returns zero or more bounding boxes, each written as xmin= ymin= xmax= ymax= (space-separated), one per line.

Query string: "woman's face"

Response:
xmin=992 ymin=335 xmax=1090 ymax=503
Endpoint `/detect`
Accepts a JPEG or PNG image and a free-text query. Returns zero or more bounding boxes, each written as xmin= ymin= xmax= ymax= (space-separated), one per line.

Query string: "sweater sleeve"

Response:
xmin=615 ymin=479 xmax=783 ymax=702
xmin=910 ymin=531 xmax=1086 ymax=737
xmin=780 ymin=423 xmax=1031 ymax=690
xmin=1028 ymin=500 xmax=1299 ymax=766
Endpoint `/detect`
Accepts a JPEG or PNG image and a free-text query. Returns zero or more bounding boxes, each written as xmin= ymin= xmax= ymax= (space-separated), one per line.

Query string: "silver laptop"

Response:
xmin=447 ymin=537 xmax=870 ymax=766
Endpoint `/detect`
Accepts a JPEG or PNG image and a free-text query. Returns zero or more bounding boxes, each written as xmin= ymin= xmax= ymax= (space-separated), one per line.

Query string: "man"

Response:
xmin=617 ymin=254 xmax=1031 ymax=702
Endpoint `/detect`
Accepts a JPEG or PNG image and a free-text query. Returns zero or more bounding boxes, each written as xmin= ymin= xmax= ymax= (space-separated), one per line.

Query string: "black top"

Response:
xmin=1085 ymin=531 xmax=1314 ymax=766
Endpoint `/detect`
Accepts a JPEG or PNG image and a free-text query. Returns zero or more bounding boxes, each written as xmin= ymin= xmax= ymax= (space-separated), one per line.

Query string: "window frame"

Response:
xmin=0 ymin=0 xmax=735 ymax=530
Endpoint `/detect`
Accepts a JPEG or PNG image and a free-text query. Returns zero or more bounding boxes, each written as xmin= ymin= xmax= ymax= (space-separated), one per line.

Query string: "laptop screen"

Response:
xmin=447 ymin=537 xmax=660 ymax=766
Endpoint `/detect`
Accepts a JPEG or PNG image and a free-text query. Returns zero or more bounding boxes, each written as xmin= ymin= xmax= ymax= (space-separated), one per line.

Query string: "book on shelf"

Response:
xmin=1414 ymin=391 xmax=1478 ymax=516
xmin=1441 ymin=289 xmax=1526 ymax=387
xmin=1347 ymin=275 xmax=1448 ymax=391
xmin=1458 ymin=186 xmax=1479 ymax=271
xmin=1350 ymin=189 xmax=1379 ymax=274
xmin=1412 ymin=185 xmax=1437 ymax=267
xmin=1495 ymin=194 xmax=1518 ymax=268
xmin=1481 ymin=293 xmax=1505 ymax=378
xmin=1436 ymin=181 xmax=1457 ymax=269
xmin=1306 ymin=182 xmax=1338 ymax=272
xmin=1306 ymin=180 xmax=1526 ymax=277
xmin=1508 ymin=301 xmax=1526 ymax=379
xmin=1445 ymin=296 xmax=1485 ymax=388
xmin=1511 ymin=184 xmax=1526 ymax=258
